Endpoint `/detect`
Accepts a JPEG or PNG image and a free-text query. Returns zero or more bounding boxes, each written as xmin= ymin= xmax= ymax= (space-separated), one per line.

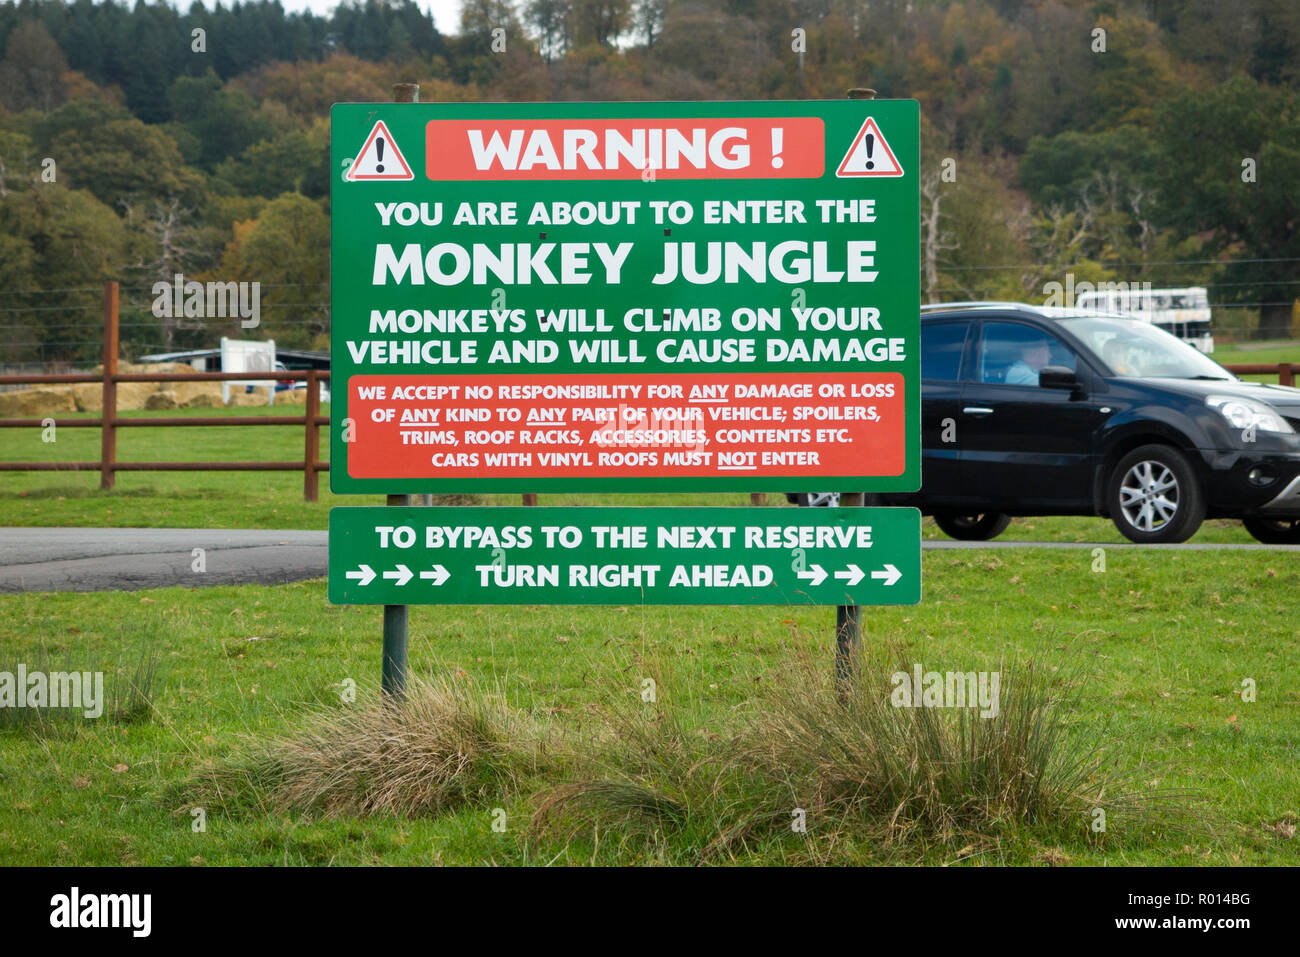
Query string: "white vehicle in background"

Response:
xmin=1076 ymin=286 xmax=1215 ymax=354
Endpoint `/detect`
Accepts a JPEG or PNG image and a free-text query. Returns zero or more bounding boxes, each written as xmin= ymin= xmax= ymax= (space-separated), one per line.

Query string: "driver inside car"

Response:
xmin=1102 ymin=337 xmax=1133 ymax=374
xmin=1005 ymin=338 xmax=1052 ymax=385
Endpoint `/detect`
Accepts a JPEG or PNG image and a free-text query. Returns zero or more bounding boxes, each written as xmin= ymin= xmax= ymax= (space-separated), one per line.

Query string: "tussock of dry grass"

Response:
xmin=731 ymin=655 xmax=1111 ymax=842
xmin=531 ymin=649 xmax=1183 ymax=859
xmin=196 ymin=675 xmax=545 ymax=819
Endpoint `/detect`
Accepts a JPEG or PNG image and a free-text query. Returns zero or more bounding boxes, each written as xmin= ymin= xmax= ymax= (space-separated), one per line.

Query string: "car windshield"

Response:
xmin=1058 ymin=315 xmax=1235 ymax=380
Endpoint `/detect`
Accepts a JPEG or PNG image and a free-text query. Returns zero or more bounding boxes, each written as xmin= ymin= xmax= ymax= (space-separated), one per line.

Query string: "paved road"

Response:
xmin=0 ymin=528 xmax=1295 ymax=593
xmin=0 ymin=528 xmax=328 ymax=593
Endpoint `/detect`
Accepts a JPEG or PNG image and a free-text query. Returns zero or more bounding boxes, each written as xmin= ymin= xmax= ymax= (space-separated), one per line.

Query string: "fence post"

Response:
xmin=99 ymin=281 xmax=119 ymax=490
xmin=1281 ymin=363 xmax=1295 ymax=388
xmin=303 ymin=369 xmax=320 ymax=502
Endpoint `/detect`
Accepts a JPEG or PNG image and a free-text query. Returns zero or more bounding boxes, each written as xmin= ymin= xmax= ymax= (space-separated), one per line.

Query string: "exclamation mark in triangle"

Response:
xmin=345 ymin=120 xmax=413 ymax=181
xmin=836 ymin=117 xmax=903 ymax=177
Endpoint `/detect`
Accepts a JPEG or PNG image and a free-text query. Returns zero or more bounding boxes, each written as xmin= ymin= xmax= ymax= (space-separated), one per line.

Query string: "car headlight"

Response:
xmin=1206 ymin=395 xmax=1294 ymax=434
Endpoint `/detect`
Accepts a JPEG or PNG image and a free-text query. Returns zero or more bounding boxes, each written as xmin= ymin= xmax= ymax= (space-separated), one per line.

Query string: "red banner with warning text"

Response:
xmin=425 ymin=118 xmax=825 ymax=181
xmin=347 ymin=371 xmax=903 ymax=480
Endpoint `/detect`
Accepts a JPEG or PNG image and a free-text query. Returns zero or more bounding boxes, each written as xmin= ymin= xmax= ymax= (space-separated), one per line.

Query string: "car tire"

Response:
xmin=932 ymin=511 xmax=1012 ymax=541
xmin=1107 ymin=444 xmax=1205 ymax=544
xmin=796 ymin=492 xmax=841 ymax=508
xmin=1241 ymin=517 xmax=1300 ymax=544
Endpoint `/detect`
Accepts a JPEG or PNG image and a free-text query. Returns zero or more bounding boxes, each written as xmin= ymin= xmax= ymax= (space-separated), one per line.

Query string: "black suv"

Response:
xmin=796 ymin=303 xmax=1300 ymax=544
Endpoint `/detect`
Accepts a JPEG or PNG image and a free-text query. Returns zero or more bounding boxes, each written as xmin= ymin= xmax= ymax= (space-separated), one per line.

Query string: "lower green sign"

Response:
xmin=328 ymin=506 xmax=920 ymax=606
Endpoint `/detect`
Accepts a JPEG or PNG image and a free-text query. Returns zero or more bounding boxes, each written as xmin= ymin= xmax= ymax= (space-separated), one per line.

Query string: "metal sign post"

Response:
xmin=836 ymin=87 xmax=877 ymax=687
xmin=381 ymin=82 xmax=418 ymax=699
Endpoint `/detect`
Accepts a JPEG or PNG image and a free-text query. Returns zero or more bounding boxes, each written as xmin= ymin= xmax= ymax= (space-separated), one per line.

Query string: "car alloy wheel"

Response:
xmin=1118 ymin=460 xmax=1181 ymax=533
xmin=1107 ymin=444 xmax=1205 ymax=544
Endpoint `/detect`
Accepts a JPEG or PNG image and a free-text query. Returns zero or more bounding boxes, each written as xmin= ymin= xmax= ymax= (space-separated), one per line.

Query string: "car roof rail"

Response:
xmin=919 ymin=301 xmax=1044 ymax=313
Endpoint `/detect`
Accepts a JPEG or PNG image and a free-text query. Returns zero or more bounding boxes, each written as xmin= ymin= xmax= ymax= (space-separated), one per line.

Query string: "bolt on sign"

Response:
xmin=329 ymin=507 xmax=921 ymax=606
xmin=330 ymin=101 xmax=920 ymax=494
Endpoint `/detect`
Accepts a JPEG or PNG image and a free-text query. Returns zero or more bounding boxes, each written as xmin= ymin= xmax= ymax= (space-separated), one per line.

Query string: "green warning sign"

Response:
xmin=329 ymin=100 xmax=920 ymax=495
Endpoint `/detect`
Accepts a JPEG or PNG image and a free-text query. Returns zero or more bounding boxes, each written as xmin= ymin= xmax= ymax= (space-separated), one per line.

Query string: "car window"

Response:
xmin=978 ymin=321 xmax=1077 ymax=386
xmin=1059 ymin=315 xmax=1233 ymax=380
xmin=920 ymin=321 xmax=969 ymax=381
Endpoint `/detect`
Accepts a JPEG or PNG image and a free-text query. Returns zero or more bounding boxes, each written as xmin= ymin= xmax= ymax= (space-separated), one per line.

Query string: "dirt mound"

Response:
xmin=170 ymin=380 xmax=226 ymax=408
xmin=0 ymin=387 xmax=77 ymax=417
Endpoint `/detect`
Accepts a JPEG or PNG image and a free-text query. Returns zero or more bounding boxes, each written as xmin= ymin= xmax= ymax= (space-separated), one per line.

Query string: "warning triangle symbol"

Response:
xmin=836 ymin=117 xmax=904 ymax=178
xmin=345 ymin=121 xmax=413 ymax=181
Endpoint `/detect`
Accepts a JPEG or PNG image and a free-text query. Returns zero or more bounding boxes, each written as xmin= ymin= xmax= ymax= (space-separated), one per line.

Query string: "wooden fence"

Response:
xmin=0 ymin=282 xmax=329 ymax=501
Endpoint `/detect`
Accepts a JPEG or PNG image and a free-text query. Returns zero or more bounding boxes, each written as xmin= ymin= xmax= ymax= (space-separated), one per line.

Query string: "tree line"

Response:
xmin=0 ymin=0 xmax=1297 ymax=363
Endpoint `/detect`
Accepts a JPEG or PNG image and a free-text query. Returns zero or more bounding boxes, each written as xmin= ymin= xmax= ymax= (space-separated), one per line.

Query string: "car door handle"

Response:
xmin=963 ymin=406 xmax=994 ymax=415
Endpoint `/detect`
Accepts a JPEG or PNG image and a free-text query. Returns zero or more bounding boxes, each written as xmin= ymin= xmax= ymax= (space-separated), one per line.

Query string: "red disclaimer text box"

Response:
xmin=425 ymin=118 xmax=825 ymax=180
xmin=347 ymin=372 xmax=904 ymax=480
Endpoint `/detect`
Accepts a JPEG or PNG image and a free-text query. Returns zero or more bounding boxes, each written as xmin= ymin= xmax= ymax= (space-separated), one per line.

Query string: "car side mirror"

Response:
xmin=1039 ymin=365 xmax=1079 ymax=391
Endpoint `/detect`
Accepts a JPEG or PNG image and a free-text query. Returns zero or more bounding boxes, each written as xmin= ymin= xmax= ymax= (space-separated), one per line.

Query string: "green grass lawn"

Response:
xmin=1214 ymin=340 xmax=1300 ymax=383
xmin=1 ymin=548 xmax=1296 ymax=865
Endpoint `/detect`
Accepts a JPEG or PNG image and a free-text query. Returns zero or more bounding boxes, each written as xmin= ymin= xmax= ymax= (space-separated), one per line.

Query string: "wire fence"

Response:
xmin=0 ymin=263 xmax=1296 ymax=361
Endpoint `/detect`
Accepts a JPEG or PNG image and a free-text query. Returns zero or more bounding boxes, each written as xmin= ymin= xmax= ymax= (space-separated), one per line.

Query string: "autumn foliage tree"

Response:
xmin=1 ymin=0 xmax=1299 ymax=360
